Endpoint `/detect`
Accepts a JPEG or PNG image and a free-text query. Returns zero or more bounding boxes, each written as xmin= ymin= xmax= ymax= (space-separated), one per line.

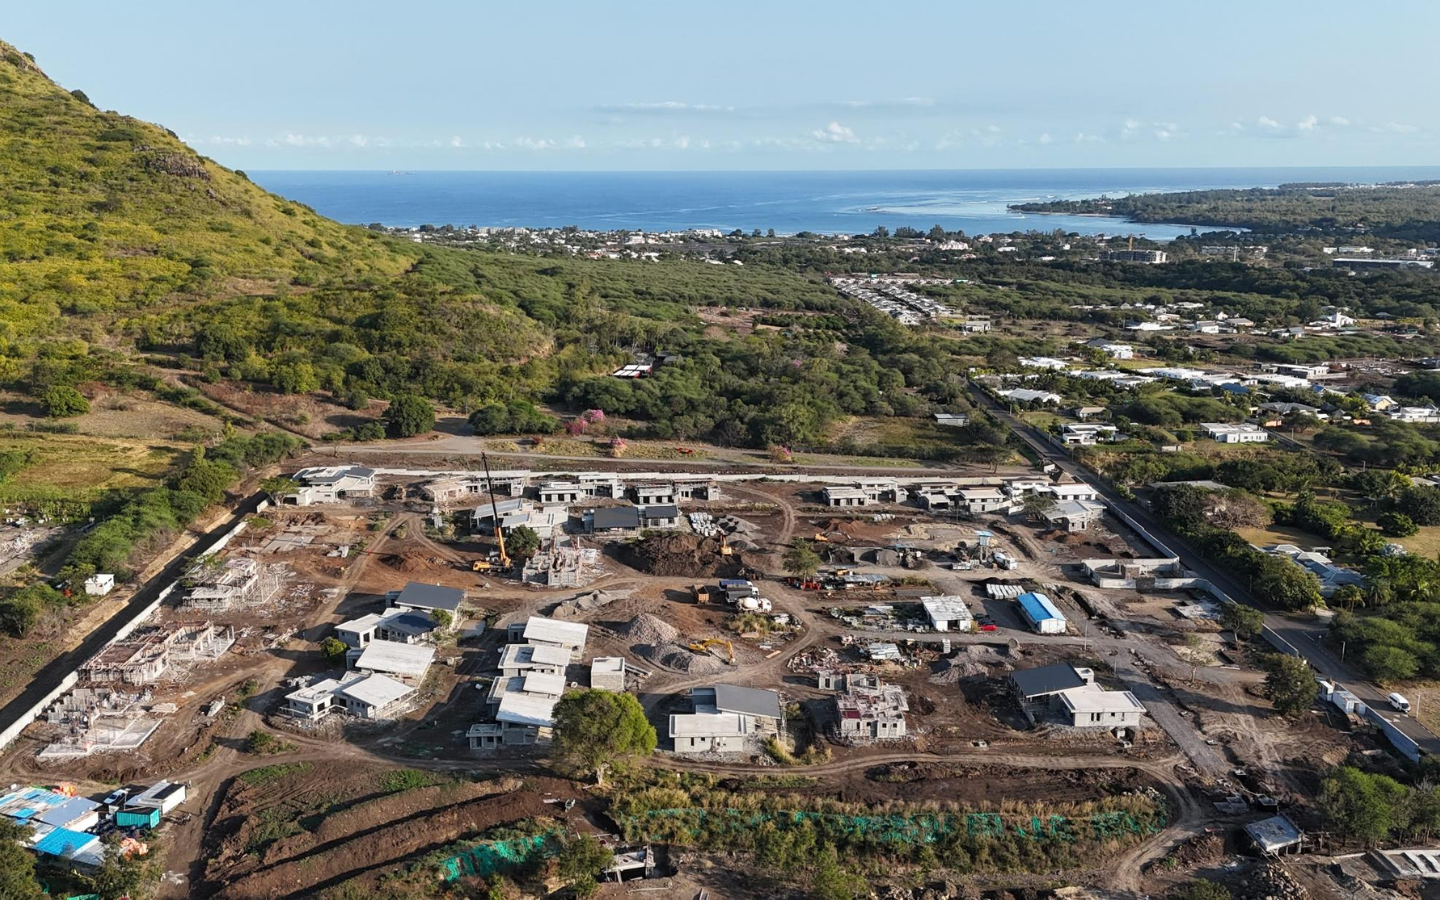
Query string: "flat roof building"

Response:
xmin=352 ymin=641 xmax=435 ymax=683
xmin=921 ymin=596 xmax=974 ymax=632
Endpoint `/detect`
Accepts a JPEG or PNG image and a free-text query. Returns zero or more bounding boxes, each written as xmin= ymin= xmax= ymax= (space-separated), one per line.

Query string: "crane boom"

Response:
xmin=480 ymin=452 xmax=510 ymax=568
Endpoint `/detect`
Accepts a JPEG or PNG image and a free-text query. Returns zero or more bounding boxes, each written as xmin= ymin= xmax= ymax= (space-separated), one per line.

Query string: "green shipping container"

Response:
xmin=115 ymin=808 xmax=160 ymax=829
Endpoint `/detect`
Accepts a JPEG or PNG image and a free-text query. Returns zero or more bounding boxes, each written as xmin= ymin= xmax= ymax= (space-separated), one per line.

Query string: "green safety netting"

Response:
xmin=440 ymin=829 xmax=560 ymax=882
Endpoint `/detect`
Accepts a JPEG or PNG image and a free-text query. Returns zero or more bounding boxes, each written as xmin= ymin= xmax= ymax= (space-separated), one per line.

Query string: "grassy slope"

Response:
xmin=0 ymin=40 xmax=420 ymax=348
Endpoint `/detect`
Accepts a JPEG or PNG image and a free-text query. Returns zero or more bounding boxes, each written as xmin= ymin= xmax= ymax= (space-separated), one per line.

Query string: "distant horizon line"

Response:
xmin=242 ymin=164 xmax=1440 ymax=176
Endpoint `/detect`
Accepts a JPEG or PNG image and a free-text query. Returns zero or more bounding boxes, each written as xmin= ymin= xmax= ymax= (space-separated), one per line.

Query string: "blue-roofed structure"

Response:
xmin=1017 ymin=592 xmax=1067 ymax=634
xmin=32 ymin=825 xmax=104 ymax=868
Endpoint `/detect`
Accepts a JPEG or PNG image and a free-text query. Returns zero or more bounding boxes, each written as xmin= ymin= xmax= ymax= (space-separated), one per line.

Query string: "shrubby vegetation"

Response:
xmin=1012 ymin=182 xmax=1440 ymax=240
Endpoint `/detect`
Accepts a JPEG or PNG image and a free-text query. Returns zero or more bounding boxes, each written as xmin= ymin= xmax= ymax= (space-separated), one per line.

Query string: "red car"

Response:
xmin=976 ymin=620 xmax=998 ymax=632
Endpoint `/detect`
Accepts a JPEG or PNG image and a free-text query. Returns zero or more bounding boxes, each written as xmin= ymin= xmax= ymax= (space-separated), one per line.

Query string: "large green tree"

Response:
xmin=1219 ymin=603 xmax=1264 ymax=640
xmin=504 ymin=525 xmax=542 ymax=560
xmin=1262 ymin=653 xmax=1316 ymax=718
xmin=1319 ymin=766 xmax=1407 ymax=846
xmin=783 ymin=539 xmax=822 ymax=579
xmin=382 ymin=394 xmax=435 ymax=438
xmin=551 ymin=689 xmax=656 ymax=786
xmin=0 ymin=820 xmax=42 ymax=900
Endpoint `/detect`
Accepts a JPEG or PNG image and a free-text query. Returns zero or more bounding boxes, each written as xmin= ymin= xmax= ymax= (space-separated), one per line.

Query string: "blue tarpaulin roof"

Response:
xmin=34 ymin=826 xmax=97 ymax=857
xmin=1017 ymin=592 xmax=1064 ymax=623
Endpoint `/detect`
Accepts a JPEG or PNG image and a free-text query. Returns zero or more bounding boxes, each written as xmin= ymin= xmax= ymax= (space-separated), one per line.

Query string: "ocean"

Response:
xmin=250 ymin=167 xmax=1440 ymax=240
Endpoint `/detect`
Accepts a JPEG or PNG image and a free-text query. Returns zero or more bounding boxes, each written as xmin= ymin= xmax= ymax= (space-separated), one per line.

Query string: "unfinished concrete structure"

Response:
xmin=422 ymin=471 xmax=529 ymax=502
xmin=38 ymin=688 xmax=162 ymax=758
xmin=80 ymin=622 xmax=234 ymax=685
xmin=831 ymin=674 xmax=908 ymax=741
xmin=520 ymin=536 xmax=601 ymax=587
xmin=1080 ymin=557 xmax=1195 ymax=590
xmin=181 ymin=557 xmax=277 ymax=611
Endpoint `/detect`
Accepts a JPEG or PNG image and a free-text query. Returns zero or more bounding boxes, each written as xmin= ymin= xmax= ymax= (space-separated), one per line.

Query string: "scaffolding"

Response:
xmin=182 ymin=556 xmax=283 ymax=610
xmin=521 ymin=536 xmax=601 ymax=588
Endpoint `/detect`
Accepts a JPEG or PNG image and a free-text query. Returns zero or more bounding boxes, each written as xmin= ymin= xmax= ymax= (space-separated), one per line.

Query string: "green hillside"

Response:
xmin=0 ymin=41 xmax=426 ymax=347
xmin=0 ymin=37 xmax=992 ymax=464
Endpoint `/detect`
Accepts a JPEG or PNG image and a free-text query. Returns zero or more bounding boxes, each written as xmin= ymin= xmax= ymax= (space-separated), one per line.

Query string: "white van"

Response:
xmin=1389 ymin=692 xmax=1411 ymax=714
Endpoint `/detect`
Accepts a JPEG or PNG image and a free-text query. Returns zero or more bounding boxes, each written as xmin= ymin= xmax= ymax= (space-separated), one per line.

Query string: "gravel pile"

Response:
xmin=643 ymin=641 xmax=725 ymax=674
xmin=617 ymin=614 xmax=680 ymax=645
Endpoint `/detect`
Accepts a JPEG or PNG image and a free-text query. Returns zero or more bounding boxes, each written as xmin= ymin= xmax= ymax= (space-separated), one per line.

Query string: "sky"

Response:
xmin=6 ymin=1 xmax=1439 ymax=171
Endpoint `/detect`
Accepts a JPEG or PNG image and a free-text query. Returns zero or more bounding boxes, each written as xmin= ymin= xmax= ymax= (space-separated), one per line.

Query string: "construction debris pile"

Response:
xmin=928 ymin=645 xmax=1014 ymax=684
xmin=622 ymin=533 xmax=749 ymax=578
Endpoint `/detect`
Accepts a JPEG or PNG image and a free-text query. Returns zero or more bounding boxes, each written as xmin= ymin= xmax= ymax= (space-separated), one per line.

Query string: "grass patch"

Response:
xmin=238 ymin=762 xmax=313 ymax=787
xmin=245 ymin=729 xmax=295 ymax=755
xmin=378 ymin=768 xmax=447 ymax=792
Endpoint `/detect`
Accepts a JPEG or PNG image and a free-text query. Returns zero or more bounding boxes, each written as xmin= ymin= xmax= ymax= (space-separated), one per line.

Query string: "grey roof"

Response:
xmin=713 ymin=684 xmax=782 ymax=721
xmin=592 ymin=506 xmax=641 ymax=530
xmin=1010 ymin=663 xmax=1087 ymax=699
xmin=642 ymin=504 xmax=680 ymax=520
xmin=394 ymin=582 xmax=464 ymax=613
xmin=1245 ymin=814 xmax=1303 ymax=852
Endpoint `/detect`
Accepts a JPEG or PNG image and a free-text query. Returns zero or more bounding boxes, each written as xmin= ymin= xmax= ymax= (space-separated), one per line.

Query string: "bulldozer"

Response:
xmin=687 ymin=638 xmax=735 ymax=664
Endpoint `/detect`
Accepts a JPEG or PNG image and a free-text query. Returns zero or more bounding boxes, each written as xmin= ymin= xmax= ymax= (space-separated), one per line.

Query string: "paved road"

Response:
xmin=0 ymin=493 xmax=265 ymax=743
xmin=973 ymin=387 xmax=1440 ymax=757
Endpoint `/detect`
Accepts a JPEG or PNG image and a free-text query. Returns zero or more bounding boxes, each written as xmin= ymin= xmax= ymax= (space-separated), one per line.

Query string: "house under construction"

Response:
xmin=830 ymin=673 xmax=909 ymax=741
xmin=181 ymin=557 xmax=281 ymax=610
xmin=38 ymin=687 xmax=162 ymax=759
xmin=80 ymin=622 xmax=234 ymax=685
xmin=520 ymin=536 xmax=602 ymax=588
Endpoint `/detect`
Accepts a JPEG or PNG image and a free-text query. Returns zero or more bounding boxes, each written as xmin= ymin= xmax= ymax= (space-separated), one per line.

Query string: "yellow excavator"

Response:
xmin=687 ymin=638 xmax=735 ymax=664
xmin=480 ymin=451 xmax=510 ymax=570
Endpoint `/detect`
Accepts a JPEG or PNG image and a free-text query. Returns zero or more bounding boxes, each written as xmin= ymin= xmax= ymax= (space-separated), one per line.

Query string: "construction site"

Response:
xmin=0 ymin=457 xmax=1417 ymax=900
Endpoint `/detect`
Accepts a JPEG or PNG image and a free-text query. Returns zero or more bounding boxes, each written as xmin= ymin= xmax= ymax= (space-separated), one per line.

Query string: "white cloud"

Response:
xmin=1257 ymin=116 xmax=1281 ymax=129
xmin=1381 ymin=122 xmax=1419 ymax=134
xmin=564 ymin=136 xmax=586 ymax=149
xmin=189 ymin=135 xmax=252 ymax=147
xmin=674 ymin=136 xmax=690 ymax=150
xmin=348 ymin=134 xmax=370 ymax=148
xmin=1329 ymin=116 xmax=1350 ymax=126
xmin=450 ymin=135 xmax=464 ymax=148
xmin=839 ymin=97 xmax=935 ymax=109
xmin=1073 ymin=132 xmax=1103 ymax=143
xmin=811 ymin=121 xmax=859 ymax=143
xmin=1297 ymin=114 xmax=1319 ymax=131
xmin=603 ymin=101 xmax=734 ymax=113
xmin=1155 ymin=122 xmax=1177 ymax=141
xmin=514 ymin=137 xmax=557 ymax=150
xmin=282 ymin=133 xmax=331 ymax=147
xmin=1038 ymin=132 xmax=1053 ymax=145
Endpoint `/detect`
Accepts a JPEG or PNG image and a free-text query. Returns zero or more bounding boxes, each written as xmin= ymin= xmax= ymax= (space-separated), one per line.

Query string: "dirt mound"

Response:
xmin=622 ymin=532 xmax=745 ymax=577
xmin=617 ymin=613 xmax=680 ymax=644
xmin=383 ymin=550 xmax=448 ymax=573
xmin=206 ymin=773 xmax=582 ymax=900
xmin=639 ymin=641 xmax=726 ymax=674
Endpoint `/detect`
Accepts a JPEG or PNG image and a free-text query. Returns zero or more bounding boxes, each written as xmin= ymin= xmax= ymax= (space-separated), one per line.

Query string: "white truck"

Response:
xmin=1389 ymin=692 xmax=1411 ymax=714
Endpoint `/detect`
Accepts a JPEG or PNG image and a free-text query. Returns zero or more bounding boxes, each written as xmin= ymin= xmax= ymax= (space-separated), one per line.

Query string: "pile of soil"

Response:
xmin=383 ymin=550 xmax=448 ymax=573
xmin=617 ymin=613 xmax=680 ymax=645
xmin=622 ymin=533 xmax=746 ymax=578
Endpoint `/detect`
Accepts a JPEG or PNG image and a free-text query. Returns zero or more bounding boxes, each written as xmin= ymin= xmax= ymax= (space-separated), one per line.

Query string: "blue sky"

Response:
xmin=7 ymin=1 xmax=1437 ymax=170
